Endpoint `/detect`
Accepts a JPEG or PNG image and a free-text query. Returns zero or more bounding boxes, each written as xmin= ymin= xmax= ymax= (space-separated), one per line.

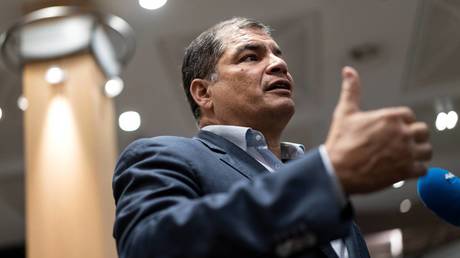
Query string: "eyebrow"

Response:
xmin=234 ymin=42 xmax=283 ymax=56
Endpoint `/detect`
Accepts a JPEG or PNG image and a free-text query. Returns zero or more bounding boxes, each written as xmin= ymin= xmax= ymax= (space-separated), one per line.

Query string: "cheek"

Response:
xmin=214 ymin=67 xmax=265 ymax=104
xmin=232 ymin=70 xmax=262 ymax=94
xmin=227 ymin=69 xmax=256 ymax=84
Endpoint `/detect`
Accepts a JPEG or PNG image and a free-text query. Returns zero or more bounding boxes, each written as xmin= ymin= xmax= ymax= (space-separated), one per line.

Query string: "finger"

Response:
xmin=375 ymin=106 xmax=416 ymax=124
xmin=410 ymin=122 xmax=430 ymax=143
xmin=407 ymin=162 xmax=428 ymax=178
xmin=396 ymin=107 xmax=416 ymax=124
xmin=335 ymin=66 xmax=362 ymax=116
xmin=412 ymin=142 xmax=433 ymax=161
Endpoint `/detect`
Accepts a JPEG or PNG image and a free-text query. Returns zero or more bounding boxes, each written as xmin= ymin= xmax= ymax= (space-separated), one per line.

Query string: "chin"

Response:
xmin=275 ymin=97 xmax=295 ymax=111
xmin=268 ymin=100 xmax=295 ymax=120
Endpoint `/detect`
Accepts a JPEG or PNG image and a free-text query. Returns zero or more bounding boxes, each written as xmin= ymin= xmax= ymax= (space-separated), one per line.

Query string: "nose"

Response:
xmin=266 ymin=55 xmax=288 ymax=76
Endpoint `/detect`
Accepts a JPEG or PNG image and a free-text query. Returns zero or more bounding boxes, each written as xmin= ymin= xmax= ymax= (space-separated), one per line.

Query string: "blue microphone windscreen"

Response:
xmin=417 ymin=167 xmax=460 ymax=226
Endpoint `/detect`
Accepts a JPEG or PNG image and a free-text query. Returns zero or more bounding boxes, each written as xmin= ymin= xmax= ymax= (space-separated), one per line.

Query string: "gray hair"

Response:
xmin=181 ymin=17 xmax=272 ymax=121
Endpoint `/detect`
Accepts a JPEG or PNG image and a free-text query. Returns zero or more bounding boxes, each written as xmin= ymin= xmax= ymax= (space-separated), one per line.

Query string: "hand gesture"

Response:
xmin=325 ymin=67 xmax=432 ymax=194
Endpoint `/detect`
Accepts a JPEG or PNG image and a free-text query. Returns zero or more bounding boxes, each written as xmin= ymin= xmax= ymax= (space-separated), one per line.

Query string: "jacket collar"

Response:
xmin=194 ymin=130 xmax=268 ymax=180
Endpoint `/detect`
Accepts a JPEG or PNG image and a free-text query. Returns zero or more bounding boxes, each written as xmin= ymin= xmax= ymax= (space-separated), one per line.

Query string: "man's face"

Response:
xmin=208 ymin=28 xmax=295 ymax=128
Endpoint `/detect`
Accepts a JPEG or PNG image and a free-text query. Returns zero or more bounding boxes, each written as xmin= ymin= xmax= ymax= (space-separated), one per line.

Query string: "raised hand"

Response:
xmin=325 ymin=66 xmax=432 ymax=194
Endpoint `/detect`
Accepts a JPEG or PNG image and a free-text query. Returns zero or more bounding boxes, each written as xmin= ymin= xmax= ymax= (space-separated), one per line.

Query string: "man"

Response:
xmin=113 ymin=17 xmax=432 ymax=258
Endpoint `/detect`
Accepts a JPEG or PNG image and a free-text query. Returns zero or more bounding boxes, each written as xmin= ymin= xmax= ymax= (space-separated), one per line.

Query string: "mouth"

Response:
xmin=264 ymin=79 xmax=292 ymax=93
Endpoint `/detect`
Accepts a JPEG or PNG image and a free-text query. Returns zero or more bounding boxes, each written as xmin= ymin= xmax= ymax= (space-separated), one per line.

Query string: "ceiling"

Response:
xmin=0 ymin=0 xmax=459 ymax=255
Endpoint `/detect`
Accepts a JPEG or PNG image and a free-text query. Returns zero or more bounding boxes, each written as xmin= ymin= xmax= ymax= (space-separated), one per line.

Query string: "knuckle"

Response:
xmin=378 ymin=109 xmax=395 ymax=120
xmin=398 ymin=106 xmax=414 ymax=116
xmin=396 ymin=106 xmax=416 ymax=122
xmin=412 ymin=122 xmax=431 ymax=142
xmin=400 ymin=106 xmax=414 ymax=115
xmin=400 ymin=126 xmax=412 ymax=141
xmin=393 ymin=124 xmax=411 ymax=142
xmin=379 ymin=106 xmax=416 ymax=121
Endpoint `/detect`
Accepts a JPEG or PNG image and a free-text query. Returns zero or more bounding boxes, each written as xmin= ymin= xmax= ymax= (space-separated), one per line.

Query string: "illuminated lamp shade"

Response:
xmin=17 ymin=95 xmax=29 ymax=111
xmin=119 ymin=111 xmax=141 ymax=132
xmin=45 ymin=66 xmax=66 ymax=85
xmin=139 ymin=0 xmax=167 ymax=10
xmin=0 ymin=107 xmax=3 ymax=120
xmin=104 ymin=77 xmax=124 ymax=98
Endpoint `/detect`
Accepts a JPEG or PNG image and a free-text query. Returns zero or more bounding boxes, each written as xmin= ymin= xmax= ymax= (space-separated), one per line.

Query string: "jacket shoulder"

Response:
xmin=122 ymin=136 xmax=199 ymax=154
xmin=115 ymin=136 xmax=204 ymax=172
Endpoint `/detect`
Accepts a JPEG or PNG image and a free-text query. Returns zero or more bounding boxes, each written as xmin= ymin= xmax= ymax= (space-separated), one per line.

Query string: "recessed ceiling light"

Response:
xmin=119 ymin=111 xmax=141 ymax=132
xmin=400 ymin=199 xmax=411 ymax=213
xmin=17 ymin=95 xmax=29 ymax=111
xmin=446 ymin=111 xmax=458 ymax=129
xmin=393 ymin=181 xmax=405 ymax=189
xmin=139 ymin=0 xmax=167 ymax=10
xmin=104 ymin=77 xmax=124 ymax=98
xmin=435 ymin=112 xmax=448 ymax=131
xmin=45 ymin=66 xmax=66 ymax=85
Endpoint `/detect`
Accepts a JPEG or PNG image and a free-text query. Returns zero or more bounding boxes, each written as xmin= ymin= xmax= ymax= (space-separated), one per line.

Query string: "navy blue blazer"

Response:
xmin=113 ymin=130 xmax=370 ymax=258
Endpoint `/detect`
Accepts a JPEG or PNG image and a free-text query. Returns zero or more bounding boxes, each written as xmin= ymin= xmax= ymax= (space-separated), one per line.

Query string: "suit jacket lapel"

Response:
xmin=344 ymin=223 xmax=370 ymax=258
xmin=194 ymin=130 xmax=268 ymax=180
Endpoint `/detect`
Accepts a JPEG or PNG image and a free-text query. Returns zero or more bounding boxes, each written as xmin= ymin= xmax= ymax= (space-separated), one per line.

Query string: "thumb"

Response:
xmin=335 ymin=66 xmax=361 ymax=116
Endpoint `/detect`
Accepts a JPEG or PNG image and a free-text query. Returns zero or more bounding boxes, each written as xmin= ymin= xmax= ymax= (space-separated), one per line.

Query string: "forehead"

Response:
xmin=219 ymin=28 xmax=279 ymax=53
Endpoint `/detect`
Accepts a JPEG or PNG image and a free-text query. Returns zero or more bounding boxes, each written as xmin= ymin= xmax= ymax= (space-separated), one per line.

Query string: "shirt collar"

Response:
xmin=201 ymin=125 xmax=250 ymax=151
xmin=201 ymin=125 xmax=305 ymax=160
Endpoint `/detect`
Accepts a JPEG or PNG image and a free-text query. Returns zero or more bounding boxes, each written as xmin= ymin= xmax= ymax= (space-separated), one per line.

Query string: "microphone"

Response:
xmin=417 ymin=167 xmax=460 ymax=226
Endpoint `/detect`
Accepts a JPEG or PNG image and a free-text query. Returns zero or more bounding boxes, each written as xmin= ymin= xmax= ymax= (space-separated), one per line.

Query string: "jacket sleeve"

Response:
xmin=112 ymin=137 xmax=353 ymax=258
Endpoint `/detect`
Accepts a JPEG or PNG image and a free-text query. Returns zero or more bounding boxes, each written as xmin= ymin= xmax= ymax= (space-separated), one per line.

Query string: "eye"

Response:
xmin=239 ymin=54 xmax=258 ymax=62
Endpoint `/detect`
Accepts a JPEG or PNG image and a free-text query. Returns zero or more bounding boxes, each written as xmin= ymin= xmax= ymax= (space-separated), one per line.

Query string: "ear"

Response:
xmin=190 ymin=78 xmax=213 ymax=111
